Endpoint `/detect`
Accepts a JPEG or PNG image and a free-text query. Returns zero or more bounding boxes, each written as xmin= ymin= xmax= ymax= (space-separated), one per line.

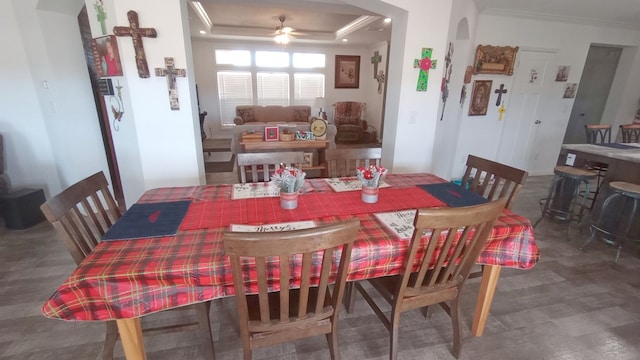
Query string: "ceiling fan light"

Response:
xmin=274 ymin=33 xmax=290 ymax=44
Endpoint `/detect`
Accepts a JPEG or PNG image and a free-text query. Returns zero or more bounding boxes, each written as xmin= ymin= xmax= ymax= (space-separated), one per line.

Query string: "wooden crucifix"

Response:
xmin=113 ymin=11 xmax=157 ymax=78
xmin=413 ymin=48 xmax=437 ymax=92
xmin=495 ymin=83 xmax=507 ymax=106
xmin=370 ymin=51 xmax=382 ymax=79
xmin=155 ymin=57 xmax=186 ymax=110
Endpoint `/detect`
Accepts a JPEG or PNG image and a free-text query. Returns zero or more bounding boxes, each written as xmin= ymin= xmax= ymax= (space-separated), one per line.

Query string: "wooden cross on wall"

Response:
xmin=413 ymin=48 xmax=437 ymax=92
xmin=113 ymin=11 xmax=157 ymax=78
xmin=495 ymin=83 xmax=508 ymax=106
xmin=155 ymin=57 xmax=186 ymax=110
xmin=370 ymin=51 xmax=382 ymax=79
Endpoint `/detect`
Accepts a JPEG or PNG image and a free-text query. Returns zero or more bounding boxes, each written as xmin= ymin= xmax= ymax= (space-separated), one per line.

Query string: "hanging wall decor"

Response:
xmin=113 ymin=11 xmax=157 ymax=78
xmin=413 ymin=48 xmax=438 ymax=91
xmin=440 ymin=42 xmax=454 ymax=120
xmin=563 ymin=83 xmax=578 ymax=99
xmin=110 ymin=80 xmax=125 ymax=130
xmin=497 ymin=102 xmax=506 ymax=121
xmin=555 ymin=65 xmax=570 ymax=82
xmin=155 ymin=57 xmax=186 ymax=110
xmin=464 ymin=66 xmax=473 ymax=84
xmin=494 ymin=84 xmax=508 ymax=106
xmin=460 ymin=85 xmax=467 ymax=108
xmin=91 ymin=35 xmax=123 ymax=77
xmin=335 ymin=55 xmax=360 ymax=89
xmin=473 ymin=45 xmax=519 ymax=75
xmin=93 ymin=0 xmax=108 ymax=35
xmin=370 ymin=51 xmax=382 ymax=79
xmin=376 ymin=70 xmax=385 ymax=94
xmin=469 ymin=80 xmax=492 ymax=116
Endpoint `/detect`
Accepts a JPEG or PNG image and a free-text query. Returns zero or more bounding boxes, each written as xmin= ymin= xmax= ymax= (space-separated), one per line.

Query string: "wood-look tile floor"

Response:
xmin=2 ymin=175 xmax=640 ymax=360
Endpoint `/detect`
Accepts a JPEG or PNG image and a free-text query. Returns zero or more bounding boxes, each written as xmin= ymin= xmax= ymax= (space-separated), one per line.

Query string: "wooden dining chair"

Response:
xmin=620 ymin=124 xmax=640 ymax=143
xmin=237 ymin=151 xmax=304 ymax=183
xmin=584 ymin=124 xmax=612 ymax=205
xmin=40 ymin=171 xmax=215 ymax=360
xmin=325 ymin=147 xmax=382 ymax=177
xmin=355 ymin=199 xmax=505 ymax=359
xmin=461 ymin=154 xmax=528 ymax=210
xmin=223 ymin=219 xmax=360 ymax=360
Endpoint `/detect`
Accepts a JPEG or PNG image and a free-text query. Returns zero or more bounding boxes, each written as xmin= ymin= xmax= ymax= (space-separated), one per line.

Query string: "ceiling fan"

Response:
xmin=272 ymin=16 xmax=306 ymax=45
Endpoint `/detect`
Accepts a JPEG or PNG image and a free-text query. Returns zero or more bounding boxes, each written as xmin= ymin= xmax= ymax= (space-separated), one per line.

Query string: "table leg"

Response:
xmin=343 ymin=282 xmax=356 ymax=313
xmin=471 ymin=264 xmax=501 ymax=337
xmin=116 ymin=318 xmax=147 ymax=360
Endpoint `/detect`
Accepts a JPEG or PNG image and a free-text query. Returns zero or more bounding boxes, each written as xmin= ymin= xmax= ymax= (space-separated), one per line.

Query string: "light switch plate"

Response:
xmin=565 ymin=153 xmax=576 ymax=166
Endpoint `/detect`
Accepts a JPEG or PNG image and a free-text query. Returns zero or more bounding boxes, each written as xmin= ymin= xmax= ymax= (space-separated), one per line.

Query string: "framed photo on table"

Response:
xmin=265 ymin=126 xmax=279 ymax=141
xmin=335 ymin=55 xmax=360 ymax=88
xmin=468 ymin=80 xmax=492 ymax=116
xmin=303 ymin=152 xmax=314 ymax=167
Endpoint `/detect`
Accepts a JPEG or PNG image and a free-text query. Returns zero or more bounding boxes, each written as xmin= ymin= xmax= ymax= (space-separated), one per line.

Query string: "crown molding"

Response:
xmin=482 ymin=8 xmax=640 ymax=31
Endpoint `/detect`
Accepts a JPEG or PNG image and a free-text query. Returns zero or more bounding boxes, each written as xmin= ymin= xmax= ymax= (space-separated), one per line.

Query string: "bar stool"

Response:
xmin=584 ymin=124 xmax=612 ymax=207
xmin=581 ymin=181 xmax=640 ymax=262
xmin=620 ymin=124 xmax=640 ymax=143
xmin=534 ymin=166 xmax=597 ymax=231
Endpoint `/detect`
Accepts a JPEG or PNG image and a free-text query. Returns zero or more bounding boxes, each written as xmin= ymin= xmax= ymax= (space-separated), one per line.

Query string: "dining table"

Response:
xmin=42 ymin=173 xmax=539 ymax=360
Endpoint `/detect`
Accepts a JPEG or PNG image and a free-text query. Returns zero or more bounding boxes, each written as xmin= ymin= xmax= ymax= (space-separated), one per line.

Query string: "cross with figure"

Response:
xmin=155 ymin=57 xmax=186 ymax=110
xmin=370 ymin=51 xmax=382 ymax=79
xmin=113 ymin=11 xmax=157 ymax=78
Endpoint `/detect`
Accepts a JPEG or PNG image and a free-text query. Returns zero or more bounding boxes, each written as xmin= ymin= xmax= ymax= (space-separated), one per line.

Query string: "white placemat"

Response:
xmin=374 ymin=210 xmax=417 ymax=239
xmin=324 ymin=178 xmax=391 ymax=192
xmin=232 ymin=183 xmax=280 ymax=199
xmin=229 ymin=220 xmax=317 ymax=232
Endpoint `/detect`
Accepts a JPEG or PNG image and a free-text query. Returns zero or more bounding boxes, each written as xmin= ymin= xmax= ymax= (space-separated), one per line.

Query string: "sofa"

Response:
xmin=234 ymin=105 xmax=313 ymax=125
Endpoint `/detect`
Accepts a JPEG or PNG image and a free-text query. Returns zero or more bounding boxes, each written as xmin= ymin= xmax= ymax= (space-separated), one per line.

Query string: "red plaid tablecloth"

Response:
xmin=42 ymin=174 xmax=539 ymax=321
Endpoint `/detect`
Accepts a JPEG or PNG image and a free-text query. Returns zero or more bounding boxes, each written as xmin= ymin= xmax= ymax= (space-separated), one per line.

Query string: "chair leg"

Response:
xmin=326 ymin=323 xmax=340 ymax=360
xmin=389 ymin=311 xmax=400 ymax=360
xmin=195 ymin=302 xmax=215 ymax=360
xmin=450 ymin=299 xmax=462 ymax=359
xmin=103 ymin=320 xmax=118 ymax=360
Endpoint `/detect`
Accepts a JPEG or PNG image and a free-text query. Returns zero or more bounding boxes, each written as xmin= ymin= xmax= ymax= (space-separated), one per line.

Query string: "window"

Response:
xmin=294 ymin=73 xmax=324 ymax=107
xmin=257 ymin=72 xmax=289 ymax=106
xmin=217 ymin=71 xmax=253 ymax=124
xmin=215 ymin=50 xmax=325 ymax=126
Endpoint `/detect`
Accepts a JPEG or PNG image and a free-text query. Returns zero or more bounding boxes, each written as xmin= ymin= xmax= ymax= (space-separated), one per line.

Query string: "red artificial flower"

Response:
xmin=420 ymin=57 xmax=432 ymax=71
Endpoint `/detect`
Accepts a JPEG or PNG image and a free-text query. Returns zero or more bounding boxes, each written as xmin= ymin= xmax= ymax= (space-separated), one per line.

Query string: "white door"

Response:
xmin=497 ymin=50 xmax=557 ymax=174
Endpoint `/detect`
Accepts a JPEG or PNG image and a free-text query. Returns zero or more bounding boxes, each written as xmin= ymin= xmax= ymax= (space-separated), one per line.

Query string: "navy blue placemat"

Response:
xmin=596 ymin=143 xmax=637 ymax=149
xmin=102 ymin=200 xmax=191 ymax=241
xmin=418 ymin=183 xmax=488 ymax=207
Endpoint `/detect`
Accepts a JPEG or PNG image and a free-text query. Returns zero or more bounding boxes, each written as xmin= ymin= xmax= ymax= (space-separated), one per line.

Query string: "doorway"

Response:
xmin=496 ymin=49 xmax=557 ymax=174
xmin=562 ymin=45 xmax=622 ymax=144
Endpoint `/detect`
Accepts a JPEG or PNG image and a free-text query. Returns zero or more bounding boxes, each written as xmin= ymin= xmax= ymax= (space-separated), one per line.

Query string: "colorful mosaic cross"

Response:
xmin=413 ymin=48 xmax=437 ymax=91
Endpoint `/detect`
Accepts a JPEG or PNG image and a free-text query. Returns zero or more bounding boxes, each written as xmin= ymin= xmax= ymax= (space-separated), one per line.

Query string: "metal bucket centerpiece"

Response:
xmin=356 ymin=165 xmax=388 ymax=204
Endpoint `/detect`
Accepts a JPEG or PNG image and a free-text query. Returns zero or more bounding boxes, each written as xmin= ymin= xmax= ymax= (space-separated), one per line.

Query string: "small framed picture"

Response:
xmin=468 ymin=80 xmax=492 ymax=116
xmin=91 ymin=35 xmax=123 ymax=77
xmin=555 ymin=65 xmax=570 ymax=82
xmin=265 ymin=126 xmax=279 ymax=141
xmin=303 ymin=152 xmax=314 ymax=167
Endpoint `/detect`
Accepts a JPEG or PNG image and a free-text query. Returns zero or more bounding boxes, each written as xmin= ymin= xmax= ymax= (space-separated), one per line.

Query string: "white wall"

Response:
xmin=450 ymin=14 xmax=640 ymax=179
xmin=2 ymin=0 xmax=107 ymax=198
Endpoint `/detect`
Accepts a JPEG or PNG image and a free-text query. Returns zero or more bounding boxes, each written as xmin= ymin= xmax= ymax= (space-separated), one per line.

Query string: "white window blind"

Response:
xmin=257 ymin=72 xmax=289 ymax=106
xmin=217 ymin=71 xmax=253 ymax=125
xmin=294 ymin=73 xmax=325 ymax=106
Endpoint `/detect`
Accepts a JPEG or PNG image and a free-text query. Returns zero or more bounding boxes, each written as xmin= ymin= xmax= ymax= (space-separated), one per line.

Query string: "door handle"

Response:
xmin=534 ymin=120 xmax=541 ymax=124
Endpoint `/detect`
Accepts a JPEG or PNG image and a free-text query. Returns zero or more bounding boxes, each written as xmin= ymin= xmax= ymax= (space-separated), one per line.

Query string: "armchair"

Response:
xmin=333 ymin=101 xmax=366 ymax=143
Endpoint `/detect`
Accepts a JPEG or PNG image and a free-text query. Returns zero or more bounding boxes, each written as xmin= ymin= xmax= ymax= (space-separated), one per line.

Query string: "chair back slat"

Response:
xmin=401 ymin=200 xmax=505 ymax=299
xmin=40 ymin=172 xmax=121 ymax=265
xmin=461 ymin=155 xmax=528 ymax=209
xmin=585 ymin=124 xmax=612 ymax=144
xmin=325 ymin=148 xmax=382 ymax=178
xmin=223 ymin=219 xmax=360 ymax=353
xmin=237 ymin=151 xmax=305 ymax=183
xmin=620 ymin=124 xmax=640 ymax=143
